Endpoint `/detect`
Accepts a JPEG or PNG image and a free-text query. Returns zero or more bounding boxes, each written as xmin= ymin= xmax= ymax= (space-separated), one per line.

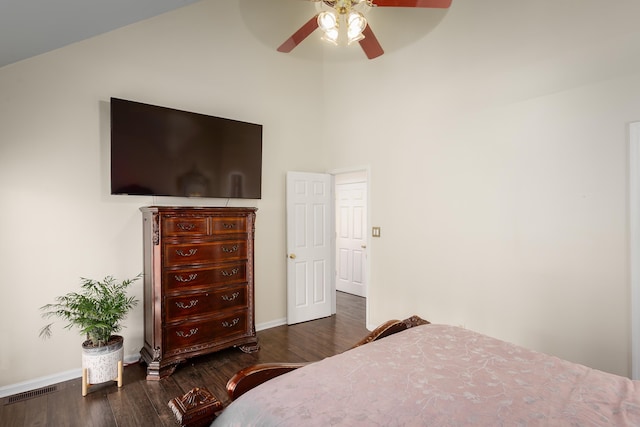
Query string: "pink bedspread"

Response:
xmin=212 ymin=324 xmax=640 ymax=426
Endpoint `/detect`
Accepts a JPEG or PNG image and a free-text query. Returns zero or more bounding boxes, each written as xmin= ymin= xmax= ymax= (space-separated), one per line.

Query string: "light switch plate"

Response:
xmin=372 ymin=227 xmax=381 ymax=237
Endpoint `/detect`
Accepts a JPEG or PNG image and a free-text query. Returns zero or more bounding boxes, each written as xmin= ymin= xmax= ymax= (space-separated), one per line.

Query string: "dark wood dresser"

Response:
xmin=139 ymin=206 xmax=259 ymax=380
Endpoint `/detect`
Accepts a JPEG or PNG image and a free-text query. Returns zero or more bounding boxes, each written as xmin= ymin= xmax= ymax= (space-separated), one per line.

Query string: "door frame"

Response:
xmin=329 ymin=165 xmax=371 ymax=330
xmin=630 ymin=122 xmax=640 ymax=379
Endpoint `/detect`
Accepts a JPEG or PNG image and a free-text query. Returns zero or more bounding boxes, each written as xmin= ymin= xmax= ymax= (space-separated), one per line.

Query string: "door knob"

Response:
xmin=289 ymin=253 xmax=296 ymax=259
xmin=361 ymin=245 xmax=367 ymax=249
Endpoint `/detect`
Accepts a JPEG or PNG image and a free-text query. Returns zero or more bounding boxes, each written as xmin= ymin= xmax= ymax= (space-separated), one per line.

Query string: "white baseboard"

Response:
xmin=256 ymin=317 xmax=287 ymax=331
xmin=0 ymin=353 xmax=141 ymax=398
xmin=1 ymin=320 xmax=288 ymax=399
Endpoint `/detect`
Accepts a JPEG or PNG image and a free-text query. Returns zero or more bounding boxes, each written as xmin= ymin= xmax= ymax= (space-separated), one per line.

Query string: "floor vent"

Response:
xmin=5 ymin=385 xmax=58 ymax=404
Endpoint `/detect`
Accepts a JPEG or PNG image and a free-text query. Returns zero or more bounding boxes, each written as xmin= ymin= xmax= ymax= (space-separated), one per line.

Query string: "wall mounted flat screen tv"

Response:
xmin=110 ymin=97 xmax=262 ymax=199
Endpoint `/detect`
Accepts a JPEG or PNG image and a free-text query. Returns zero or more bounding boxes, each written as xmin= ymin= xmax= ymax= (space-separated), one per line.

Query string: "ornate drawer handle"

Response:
xmin=176 ymin=328 xmax=198 ymax=338
xmin=177 ymin=223 xmax=195 ymax=231
xmin=222 ymin=245 xmax=239 ymax=253
xmin=176 ymin=248 xmax=198 ymax=257
xmin=222 ymin=318 xmax=240 ymax=328
xmin=175 ymin=300 xmax=199 ymax=309
xmin=221 ymin=292 xmax=240 ymax=302
xmin=221 ymin=268 xmax=239 ymax=277
xmin=223 ymin=223 xmax=235 ymax=229
xmin=175 ymin=273 xmax=198 ymax=283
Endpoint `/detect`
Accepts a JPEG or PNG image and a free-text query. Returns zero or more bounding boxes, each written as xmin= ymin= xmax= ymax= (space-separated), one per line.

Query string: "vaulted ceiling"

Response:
xmin=0 ymin=0 xmax=202 ymax=68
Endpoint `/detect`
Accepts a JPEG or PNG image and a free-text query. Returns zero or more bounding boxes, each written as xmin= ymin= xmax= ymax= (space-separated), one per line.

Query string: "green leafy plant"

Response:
xmin=39 ymin=274 xmax=141 ymax=347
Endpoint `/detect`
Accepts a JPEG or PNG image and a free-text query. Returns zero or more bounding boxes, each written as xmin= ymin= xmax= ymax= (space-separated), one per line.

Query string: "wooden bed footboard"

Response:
xmin=352 ymin=315 xmax=430 ymax=348
xmin=226 ymin=362 xmax=309 ymax=400
xmin=169 ymin=315 xmax=429 ymax=427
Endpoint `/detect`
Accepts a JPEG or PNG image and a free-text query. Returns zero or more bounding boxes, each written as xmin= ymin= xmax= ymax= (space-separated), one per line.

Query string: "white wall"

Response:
xmin=0 ymin=0 xmax=327 ymax=388
xmin=2 ymin=0 xmax=640 ymax=391
xmin=323 ymin=0 xmax=640 ymax=377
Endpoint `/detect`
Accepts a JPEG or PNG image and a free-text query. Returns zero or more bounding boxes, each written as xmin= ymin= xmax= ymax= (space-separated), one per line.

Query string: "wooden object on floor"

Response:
xmin=140 ymin=206 xmax=259 ymax=380
xmin=168 ymin=387 xmax=223 ymax=427
xmin=81 ymin=360 xmax=123 ymax=397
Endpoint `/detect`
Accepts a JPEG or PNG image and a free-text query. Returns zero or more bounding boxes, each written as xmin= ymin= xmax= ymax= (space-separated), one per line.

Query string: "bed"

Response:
xmin=169 ymin=316 xmax=640 ymax=426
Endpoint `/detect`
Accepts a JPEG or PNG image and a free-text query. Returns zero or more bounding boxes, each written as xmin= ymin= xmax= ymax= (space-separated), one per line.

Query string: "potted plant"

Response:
xmin=39 ymin=274 xmax=141 ymax=396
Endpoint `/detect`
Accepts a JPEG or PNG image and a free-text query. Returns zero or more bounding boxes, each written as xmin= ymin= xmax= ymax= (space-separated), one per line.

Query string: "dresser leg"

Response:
xmin=238 ymin=340 xmax=260 ymax=353
xmin=145 ymin=362 xmax=180 ymax=380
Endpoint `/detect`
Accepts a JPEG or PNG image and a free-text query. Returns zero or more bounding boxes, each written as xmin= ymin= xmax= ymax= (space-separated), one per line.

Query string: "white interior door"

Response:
xmin=335 ymin=178 xmax=368 ymax=297
xmin=286 ymin=171 xmax=335 ymax=325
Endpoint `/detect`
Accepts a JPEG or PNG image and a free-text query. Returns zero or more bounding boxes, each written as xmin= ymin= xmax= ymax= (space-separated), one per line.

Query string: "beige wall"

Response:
xmin=0 ymin=0 xmax=326 ymax=388
xmin=2 ymin=0 xmax=640 ymax=390
xmin=323 ymin=0 xmax=640 ymax=376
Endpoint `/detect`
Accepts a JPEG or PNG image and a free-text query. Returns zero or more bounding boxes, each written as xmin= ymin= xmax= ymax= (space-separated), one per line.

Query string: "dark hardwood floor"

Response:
xmin=1 ymin=292 xmax=367 ymax=427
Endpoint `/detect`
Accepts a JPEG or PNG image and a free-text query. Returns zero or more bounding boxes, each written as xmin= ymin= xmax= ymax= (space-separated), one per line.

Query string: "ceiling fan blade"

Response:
xmin=277 ymin=14 xmax=320 ymax=53
xmin=359 ymin=24 xmax=384 ymax=59
xmin=371 ymin=0 xmax=452 ymax=7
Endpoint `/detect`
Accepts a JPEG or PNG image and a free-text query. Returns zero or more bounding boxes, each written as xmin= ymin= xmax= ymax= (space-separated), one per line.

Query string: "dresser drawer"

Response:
xmin=164 ymin=240 xmax=247 ymax=267
xmin=164 ymin=262 xmax=247 ymax=292
xmin=165 ymin=285 xmax=248 ymax=322
xmin=211 ymin=216 xmax=248 ymax=234
xmin=162 ymin=216 xmax=208 ymax=237
xmin=165 ymin=311 xmax=249 ymax=354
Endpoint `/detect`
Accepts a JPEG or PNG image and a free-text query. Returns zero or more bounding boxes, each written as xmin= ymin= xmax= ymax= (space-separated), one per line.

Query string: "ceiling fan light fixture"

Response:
xmin=279 ymin=0 xmax=452 ymax=59
xmin=348 ymin=10 xmax=366 ymax=28
xmin=347 ymin=32 xmax=365 ymax=45
xmin=347 ymin=11 xmax=367 ymax=44
xmin=321 ymin=27 xmax=340 ymax=45
xmin=317 ymin=11 xmax=338 ymax=32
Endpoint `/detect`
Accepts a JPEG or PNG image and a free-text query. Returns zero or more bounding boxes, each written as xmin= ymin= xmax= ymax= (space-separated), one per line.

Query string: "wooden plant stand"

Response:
xmin=81 ymin=360 xmax=123 ymax=397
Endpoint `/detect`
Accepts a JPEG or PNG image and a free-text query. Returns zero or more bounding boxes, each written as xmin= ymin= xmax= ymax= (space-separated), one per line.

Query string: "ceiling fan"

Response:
xmin=277 ymin=0 xmax=452 ymax=60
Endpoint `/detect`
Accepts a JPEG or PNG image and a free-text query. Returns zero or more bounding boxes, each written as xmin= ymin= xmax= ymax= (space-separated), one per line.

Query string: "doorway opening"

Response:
xmin=285 ymin=168 xmax=370 ymax=327
xmin=332 ymin=168 xmax=370 ymax=327
xmin=334 ymin=170 xmax=368 ymax=298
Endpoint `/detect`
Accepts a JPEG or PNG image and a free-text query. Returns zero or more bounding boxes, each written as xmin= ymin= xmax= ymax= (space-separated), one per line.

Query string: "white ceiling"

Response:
xmin=0 ymin=0 xmax=453 ymax=68
xmin=0 ymin=0 xmax=202 ymax=68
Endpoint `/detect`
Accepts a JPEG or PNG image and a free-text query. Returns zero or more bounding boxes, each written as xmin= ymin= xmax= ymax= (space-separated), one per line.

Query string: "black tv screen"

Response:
xmin=110 ymin=98 xmax=262 ymax=199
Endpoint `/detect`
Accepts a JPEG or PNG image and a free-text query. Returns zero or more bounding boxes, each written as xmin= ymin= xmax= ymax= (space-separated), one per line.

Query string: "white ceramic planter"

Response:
xmin=81 ymin=335 xmax=124 ymax=396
